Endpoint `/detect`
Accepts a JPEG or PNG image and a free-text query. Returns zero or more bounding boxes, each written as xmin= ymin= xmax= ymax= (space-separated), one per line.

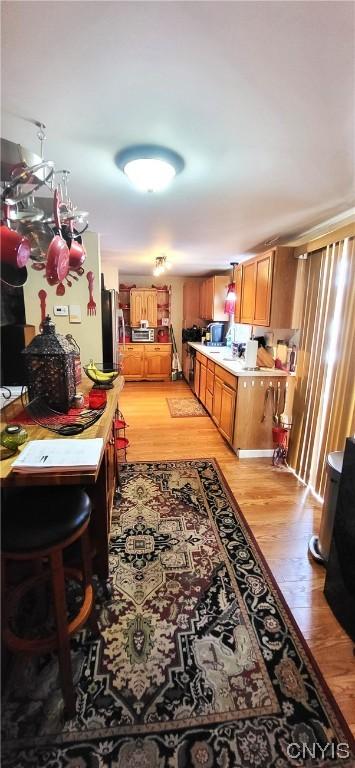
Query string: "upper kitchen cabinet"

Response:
xmin=130 ymin=288 xmax=157 ymax=327
xmin=234 ymin=247 xmax=297 ymax=327
xmin=199 ymin=276 xmax=229 ymax=321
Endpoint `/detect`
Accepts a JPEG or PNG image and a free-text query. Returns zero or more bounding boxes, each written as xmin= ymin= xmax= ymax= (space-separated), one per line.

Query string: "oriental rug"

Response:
xmin=166 ymin=397 xmax=207 ymax=417
xmin=2 ymin=460 xmax=354 ymax=768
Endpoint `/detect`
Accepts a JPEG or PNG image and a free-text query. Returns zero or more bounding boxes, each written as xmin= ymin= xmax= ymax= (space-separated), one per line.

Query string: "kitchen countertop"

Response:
xmin=188 ymin=343 xmax=290 ymax=378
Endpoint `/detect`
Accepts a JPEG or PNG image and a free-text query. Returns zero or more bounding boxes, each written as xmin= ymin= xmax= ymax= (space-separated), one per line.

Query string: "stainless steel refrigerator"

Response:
xmin=101 ymin=287 xmax=124 ymax=369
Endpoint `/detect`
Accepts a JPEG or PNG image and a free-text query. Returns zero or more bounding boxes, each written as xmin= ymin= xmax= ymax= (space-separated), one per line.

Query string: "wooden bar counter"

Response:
xmin=0 ymin=376 xmax=124 ymax=580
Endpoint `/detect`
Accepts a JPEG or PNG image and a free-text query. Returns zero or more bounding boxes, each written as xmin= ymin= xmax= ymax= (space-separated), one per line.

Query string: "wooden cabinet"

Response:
xmin=121 ymin=344 xmax=145 ymax=379
xmin=194 ymin=358 xmax=201 ymax=397
xmin=199 ymin=276 xmax=229 ymax=321
xmin=219 ymin=384 xmax=236 ymax=443
xmin=130 ymin=289 xmax=157 ymax=327
xmin=240 ymin=261 xmax=257 ymax=324
xmin=183 ymin=279 xmax=203 ymax=327
xmin=235 ymin=247 xmax=296 ymax=327
xmin=233 ymin=265 xmax=242 ymax=323
xmin=212 ymin=364 xmax=237 ymax=444
xmin=144 ymin=345 xmax=172 ymax=379
xmin=199 ymin=359 xmax=207 ymax=405
xmin=122 ymin=343 xmax=171 ymax=381
xmin=254 ymin=251 xmax=273 ymax=325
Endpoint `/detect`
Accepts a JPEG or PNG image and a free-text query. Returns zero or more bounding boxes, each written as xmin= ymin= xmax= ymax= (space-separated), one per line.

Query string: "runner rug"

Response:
xmin=2 ymin=459 xmax=354 ymax=767
xmin=166 ymin=397 xmax=207 ymax=417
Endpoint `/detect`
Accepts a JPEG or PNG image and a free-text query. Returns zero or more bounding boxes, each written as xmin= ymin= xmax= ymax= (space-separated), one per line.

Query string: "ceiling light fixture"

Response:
xmin=115 ymin=144 xmax=184 ymax=192
xmin=153 ymin=254 xmax=171 ymax=277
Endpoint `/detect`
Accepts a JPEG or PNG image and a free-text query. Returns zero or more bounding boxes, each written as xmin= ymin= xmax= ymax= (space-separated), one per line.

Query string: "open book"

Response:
xmin=11 ymin=438 xmax=104 ymax=473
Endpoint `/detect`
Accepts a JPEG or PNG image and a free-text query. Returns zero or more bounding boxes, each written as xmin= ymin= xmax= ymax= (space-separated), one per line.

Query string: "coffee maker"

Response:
xmin=206 ymin=322 xmax=225 ymax=346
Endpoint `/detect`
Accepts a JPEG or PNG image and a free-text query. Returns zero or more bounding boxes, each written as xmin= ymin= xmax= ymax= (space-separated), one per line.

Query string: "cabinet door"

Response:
xmin=212 ymin=376 xmax=223 ymax=425
xmin=194 ymin=359 xmax=201 ymax=397
xmin=130 ymin=290 xmax=144 ymax=326
xmin=233 ymin=265 xmax=242 ymax=323
xmin=199 ymin=362 xmax=207 ymax=405
xmin=240 ymin=262 xmax=257 ymax=324
xmin=145 ymin=290 xmax=157 ymax=327
xmin=206 ymin=368 xmax=214 ymax=394
xmin=205 ymin=278 xmax=214 ymax=321
xmin=122 ymin=345 xmax=144 ymax=378
xmin=144 ymin=345 xmax=171 ymax=379
xmin=205 ymin=388 xmax=213 ymax=414
xmin=254 ymin=252 xmax=273 ymax=326
xmin=219 ymin=384 xmax=236 ymax=444
xmin=199 ymin=281 xmax=206 ymax=319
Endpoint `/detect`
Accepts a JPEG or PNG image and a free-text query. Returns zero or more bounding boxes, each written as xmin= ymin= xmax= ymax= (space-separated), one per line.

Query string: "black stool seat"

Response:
xmin=2 ymin=487 xmax=91 ymax=553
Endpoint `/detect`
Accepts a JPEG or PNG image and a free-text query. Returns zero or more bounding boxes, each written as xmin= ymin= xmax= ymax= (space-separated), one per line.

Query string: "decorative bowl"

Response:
xmin=83 ymin=362 xmax=121 ymax=389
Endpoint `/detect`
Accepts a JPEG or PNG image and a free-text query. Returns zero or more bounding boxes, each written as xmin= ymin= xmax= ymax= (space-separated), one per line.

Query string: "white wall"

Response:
xmin=23 ymin=231 xmax=102 ymax=367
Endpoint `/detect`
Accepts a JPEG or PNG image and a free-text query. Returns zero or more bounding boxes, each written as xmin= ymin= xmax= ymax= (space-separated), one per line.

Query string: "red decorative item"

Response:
xmin=157 ymin=328 xmax=170 ymax=343
xmin=88 ymin=388 xmax=107 ymax=408
xmin=38 ymin=289 xmax=47 ymax=325
xmin=86 ymin=271 xmax=96 ymax=315
xmin=224 ymin=282 xmax=236 ymax=315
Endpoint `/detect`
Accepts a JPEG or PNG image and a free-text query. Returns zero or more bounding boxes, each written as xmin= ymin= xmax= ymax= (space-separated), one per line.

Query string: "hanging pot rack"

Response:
xmin=1 ymin=122 xmax=89 ymax=292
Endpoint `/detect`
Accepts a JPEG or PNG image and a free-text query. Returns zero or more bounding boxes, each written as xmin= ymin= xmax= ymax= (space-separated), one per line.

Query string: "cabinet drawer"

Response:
xmin=214 ymin=364 xmax=237 ymax=390
xmin=196 ymin=351 xmax=207 ymax=364
xmin=206 ymin=368 xmax=214 ymax=394
xmin=144 ymin=344 xmax=171 ymax=356
xmin=207 ymin=359 xmax=215 ymax=372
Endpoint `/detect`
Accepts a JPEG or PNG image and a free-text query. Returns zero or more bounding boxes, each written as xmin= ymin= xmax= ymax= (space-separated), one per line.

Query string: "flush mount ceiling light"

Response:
xmin=153 ymin=254 xmax=172 ymax=276
xmin=115 ymin=144 xmax=184 ymax=192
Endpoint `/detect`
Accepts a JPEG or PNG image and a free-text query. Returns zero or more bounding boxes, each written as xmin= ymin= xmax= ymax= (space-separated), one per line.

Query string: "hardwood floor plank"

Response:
xmin=119 ymin=379 xmax=355 ymax=737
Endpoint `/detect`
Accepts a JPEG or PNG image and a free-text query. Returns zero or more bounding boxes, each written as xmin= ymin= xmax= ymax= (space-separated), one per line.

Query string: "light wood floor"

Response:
xmin=119 ymin=379 xmax=355 ymax=736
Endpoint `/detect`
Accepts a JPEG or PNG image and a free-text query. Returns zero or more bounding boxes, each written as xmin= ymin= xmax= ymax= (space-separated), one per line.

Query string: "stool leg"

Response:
xmin=50 ymin=549 xmax=76 ymax=719
xmin=80 ymin=529 xmax=100 ymax=638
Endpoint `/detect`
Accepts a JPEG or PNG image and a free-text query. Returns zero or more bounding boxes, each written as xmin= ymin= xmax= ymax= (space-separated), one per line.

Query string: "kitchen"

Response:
xmin=1 ymin=2 xmax=355 ymax=766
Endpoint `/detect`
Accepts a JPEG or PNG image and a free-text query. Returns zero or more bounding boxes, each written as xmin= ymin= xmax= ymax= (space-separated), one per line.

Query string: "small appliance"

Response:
xmin=131 ymin=327 xmax=155 ymax=342
xmin=205 ymin=322 xmax=225 ymax=346
xmin=243 ymin=339 xmax=258 ymax=369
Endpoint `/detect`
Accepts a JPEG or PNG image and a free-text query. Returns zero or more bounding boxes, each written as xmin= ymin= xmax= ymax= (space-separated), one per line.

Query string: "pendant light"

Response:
xmin=224 ymin=262 xmax=238 ymax=314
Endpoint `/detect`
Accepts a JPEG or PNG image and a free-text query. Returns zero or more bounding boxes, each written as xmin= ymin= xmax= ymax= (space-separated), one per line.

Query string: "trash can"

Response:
xmin=308 ymin=451 xmax=343 ymax=564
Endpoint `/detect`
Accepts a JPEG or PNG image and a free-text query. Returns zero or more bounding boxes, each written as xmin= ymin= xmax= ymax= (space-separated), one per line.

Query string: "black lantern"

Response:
xmin=22 ymin=315 xmax=76 ymax=412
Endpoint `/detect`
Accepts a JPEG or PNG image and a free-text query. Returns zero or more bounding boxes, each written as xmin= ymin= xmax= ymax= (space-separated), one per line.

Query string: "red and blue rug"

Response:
xmin=2 ymin=459 xmax=354 ymax=767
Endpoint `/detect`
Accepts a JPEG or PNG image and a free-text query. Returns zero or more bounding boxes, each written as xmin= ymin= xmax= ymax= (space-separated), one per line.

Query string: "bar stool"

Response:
xmin=1 ymin=486 xmax=98 ymax=720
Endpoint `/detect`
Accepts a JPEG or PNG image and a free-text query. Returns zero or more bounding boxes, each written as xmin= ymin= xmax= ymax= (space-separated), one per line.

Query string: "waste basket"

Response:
xmin=308 ymin=451 xmax=343 ymax=564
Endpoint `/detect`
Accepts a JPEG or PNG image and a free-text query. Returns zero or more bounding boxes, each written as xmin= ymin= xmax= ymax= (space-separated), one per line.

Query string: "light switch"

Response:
xmin=53 ymin=305 xmax=69 ymax=316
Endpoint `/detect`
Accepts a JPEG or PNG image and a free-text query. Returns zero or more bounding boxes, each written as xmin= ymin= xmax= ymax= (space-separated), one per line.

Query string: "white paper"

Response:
xmin=11 ymin=438 xmax=103 ymax=471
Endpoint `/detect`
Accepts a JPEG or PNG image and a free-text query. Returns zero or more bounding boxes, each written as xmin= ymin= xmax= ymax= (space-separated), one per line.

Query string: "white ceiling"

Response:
xmin=1 ymin=1 xmax=354 ymax=276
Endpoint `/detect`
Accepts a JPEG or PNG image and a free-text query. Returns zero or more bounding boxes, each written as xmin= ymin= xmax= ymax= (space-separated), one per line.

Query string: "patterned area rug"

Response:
xmin=2 ymin=460 xmax=354 ymax=767
xmin=166 ymin=397 xmax=207 ymax=417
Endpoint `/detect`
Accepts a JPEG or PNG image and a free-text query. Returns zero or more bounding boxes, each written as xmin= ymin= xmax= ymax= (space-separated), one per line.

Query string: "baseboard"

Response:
xmin=237 ymin=449 xmax=274 ymax=458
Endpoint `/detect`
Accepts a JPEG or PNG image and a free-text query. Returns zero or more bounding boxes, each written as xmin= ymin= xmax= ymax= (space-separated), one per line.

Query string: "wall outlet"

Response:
xmin=53 ymin=305 xmax=69 ymax=316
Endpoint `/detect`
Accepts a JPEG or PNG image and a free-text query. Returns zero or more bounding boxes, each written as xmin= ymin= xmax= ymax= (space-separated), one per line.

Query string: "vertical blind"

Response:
xmin=288 ymin=235 xmax=355 ymax=497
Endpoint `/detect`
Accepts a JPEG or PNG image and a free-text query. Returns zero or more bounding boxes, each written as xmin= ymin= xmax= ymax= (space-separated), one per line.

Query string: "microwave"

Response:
xmin=131 ymin=327 xmax=155 ymax=342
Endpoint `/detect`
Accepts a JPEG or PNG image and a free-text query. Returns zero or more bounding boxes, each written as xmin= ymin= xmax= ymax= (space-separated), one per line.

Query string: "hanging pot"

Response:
xmin=62 ymin=220 xmax=87 ymax=270
xmin=0 ymin=204 xmax=30 ymax=287
xmin=17 ymin=220 xmax=54 ymax=262
xmin=45 ymin=190 xmax=69 ymax=284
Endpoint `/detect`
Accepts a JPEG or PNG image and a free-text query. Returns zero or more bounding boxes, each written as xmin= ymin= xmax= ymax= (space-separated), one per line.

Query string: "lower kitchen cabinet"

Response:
xmin=122 ymin=344 xmax=172 ymax=381
xmin=199 ymin=359 xmax=207 ymax=405
xmin=192 ymin=346 xmax=293 ymax=451
xmin=212 ymin=376 xmax=236 ymax=444
xmin=194 ymin=358 xmax=200 ymax=397
xmin=144 ymin=345 xmax=172 ymax=379
xmin=122 ymin=344 xmax=145 ymax=379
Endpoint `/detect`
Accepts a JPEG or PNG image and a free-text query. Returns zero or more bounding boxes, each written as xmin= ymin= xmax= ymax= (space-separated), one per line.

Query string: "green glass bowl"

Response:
xmin=0 ymin=424 xmax=28 ymax=450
